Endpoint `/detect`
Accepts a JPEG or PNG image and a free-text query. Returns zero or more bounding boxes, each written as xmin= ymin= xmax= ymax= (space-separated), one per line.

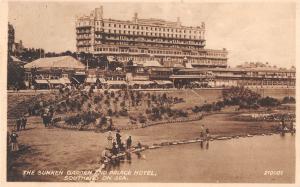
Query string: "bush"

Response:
xmin=222 ymin=86 xmax=261 ymax=106
xmin=258 ymin=96 xmax=280 ymax=107
xmin=282 ymin=96 xmax=295 ymax=104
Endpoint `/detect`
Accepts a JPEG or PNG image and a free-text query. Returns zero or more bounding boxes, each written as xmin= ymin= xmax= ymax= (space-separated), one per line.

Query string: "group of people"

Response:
xmin=15 ymin=116 xmax=27 ymax=131
xmin=200 ymin=125 xmax=210 ymax=140
xmin=102 ymin=130 xmax=133 ymax=162
xmin=41 ymin=107 xmax=54 ymax=127
xmin=278 ymin=120 xmax=296 ymax=133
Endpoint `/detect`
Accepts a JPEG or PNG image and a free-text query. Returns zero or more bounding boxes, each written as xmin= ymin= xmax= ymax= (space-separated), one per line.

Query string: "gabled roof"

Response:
xmin=24 ymin=56 xmax=85 ymax=70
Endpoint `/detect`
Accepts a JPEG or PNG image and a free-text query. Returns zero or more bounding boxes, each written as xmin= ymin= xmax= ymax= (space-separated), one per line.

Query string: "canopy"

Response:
xmin=106 ymin=80 xmax=127 ymax=85
xmin=35 ymin=79 xmax=48 ymax=84
xmin=154 ymin=80 xmax=173 ymax=85
xmin=129 ymin=80 xmax=154 ymax=85
xmin=48 ymin=79 xmax=62 ymax=84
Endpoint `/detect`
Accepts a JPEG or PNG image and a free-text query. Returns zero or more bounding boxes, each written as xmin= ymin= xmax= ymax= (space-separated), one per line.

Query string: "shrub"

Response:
xmin=258 ymin=96 xmax=280 ymax=107
xmin=282 ymin=96 xmax=295 ymax=104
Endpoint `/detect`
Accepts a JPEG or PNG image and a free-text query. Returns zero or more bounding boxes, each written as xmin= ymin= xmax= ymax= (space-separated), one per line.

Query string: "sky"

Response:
xmin=8 ymin=2 xmax=296 ymax=68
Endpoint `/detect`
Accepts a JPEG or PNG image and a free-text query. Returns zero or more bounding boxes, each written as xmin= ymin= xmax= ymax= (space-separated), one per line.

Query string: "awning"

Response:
xmin=35 ymin=79 xmax=49 ymax=84
xmin=106 ymin=80 xmax=127 ymax=85
xmin=48 ymin=79 xmax=62 ymax=84
xmin=154 ymin=80 xmax=173 ymax=85
xmin=129 ymin=81 xmax=154 ymax=85
xmin=85 ymin=77 xmax=97 ymax=83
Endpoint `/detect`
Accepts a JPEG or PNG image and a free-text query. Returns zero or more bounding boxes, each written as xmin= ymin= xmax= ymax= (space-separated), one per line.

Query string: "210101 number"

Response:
xmin=264 ymin=170 xmax=283 ymax=176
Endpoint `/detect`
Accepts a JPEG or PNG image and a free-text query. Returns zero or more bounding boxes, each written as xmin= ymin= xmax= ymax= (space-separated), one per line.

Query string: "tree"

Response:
xmin=7 ymin=58 xmax=26 ymax=89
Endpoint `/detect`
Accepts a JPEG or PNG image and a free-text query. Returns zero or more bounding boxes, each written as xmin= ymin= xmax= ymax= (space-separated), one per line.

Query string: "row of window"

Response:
xmin=95 ymin=21 xmax=202 ymax=34
xmin=101 ymin=35 xmax=203 ymax=44
xmin=95 ymin=41 xmax=203 ymax=50
xmin=93 ymin=47 xmax=226 ymax=58
xmin=97 ymin=29 xmax=202 ymax=39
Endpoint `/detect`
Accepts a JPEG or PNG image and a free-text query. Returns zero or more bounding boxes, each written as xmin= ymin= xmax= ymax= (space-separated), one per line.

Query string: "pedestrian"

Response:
xmin=42 ymin=111 xmax=48 ymax=127
xmin=10 ymin=131 xmax=19 ymax=152
xmin=21 ymin=116 xmax=27 ymax=130
xmin=16 ymin=117 xmax=21 ymax=131
xmin=112 ymin=142 xmax=118 ymax=155
xmin=108 ymin=118 xmax=113 ymax=131
xmin=116 ymin=130 xmax=122 ymax=147
xmin=200 ymin=125 xmax=205 ymax=138
xmin=126 ymin=136 xmax=132 ymax=149
xmin=205 ymin=128 xmax=210 ymax=139
xmin=107 ymin=131 xmax=113 ymax=149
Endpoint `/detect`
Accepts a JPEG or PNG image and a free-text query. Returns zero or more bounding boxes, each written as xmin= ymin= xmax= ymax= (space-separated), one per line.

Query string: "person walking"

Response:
xmin=126 ymin=136 xmax=132 ymax=149
xmin=116 ymin=130 xmax=122 ymax=147
xmin=205 ymin=128 xmax=210 ymax=140
xmin=21 ymin=116 xmax=27 ymax=130
xmin=200 ymin=125 xmax=205 ymax=139
xmin=107 ymin=131 xmax=113 ymax=149
xmin=16 ymin=117 xmax=21 ymax=131
xmin=111 ymin=142 xmax=118 ymax=155
xmin=10 ymin=131 xmax=19 ymax=152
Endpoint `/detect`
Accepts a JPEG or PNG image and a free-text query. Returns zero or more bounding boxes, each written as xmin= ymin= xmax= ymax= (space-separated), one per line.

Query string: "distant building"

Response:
xmin=171 ymin=66 xmax=296 ymax=88
xmin=75 ymin=6 xmax=228 ymax=68
xmin=24 ymin=56 xmax=86 ymax=89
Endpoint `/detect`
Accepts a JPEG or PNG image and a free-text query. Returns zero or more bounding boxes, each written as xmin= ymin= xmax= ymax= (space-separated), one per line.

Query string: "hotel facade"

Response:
xmin=75 ymin=6 xmax=228 ymax=68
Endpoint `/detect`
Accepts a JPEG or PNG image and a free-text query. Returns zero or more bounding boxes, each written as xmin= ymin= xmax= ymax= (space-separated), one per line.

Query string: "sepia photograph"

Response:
xmin=4 ymin=0 xmax=298 ymax=184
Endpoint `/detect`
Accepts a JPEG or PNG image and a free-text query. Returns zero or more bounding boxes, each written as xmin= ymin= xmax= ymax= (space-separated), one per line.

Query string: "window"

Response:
xmin=114 ymin=24 xmax=116 ymax=27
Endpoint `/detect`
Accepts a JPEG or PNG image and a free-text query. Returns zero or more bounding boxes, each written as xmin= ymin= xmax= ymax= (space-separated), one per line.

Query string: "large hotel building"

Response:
xmin=75 ymin=6 xmax=227 ymax=68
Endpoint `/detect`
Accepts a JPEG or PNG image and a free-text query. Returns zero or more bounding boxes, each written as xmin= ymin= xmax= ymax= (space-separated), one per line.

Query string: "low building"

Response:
xmin=24 ymin=56 xmax=86 ymax=89
xmin=171 ymin=67 xmax=296 ymax=88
